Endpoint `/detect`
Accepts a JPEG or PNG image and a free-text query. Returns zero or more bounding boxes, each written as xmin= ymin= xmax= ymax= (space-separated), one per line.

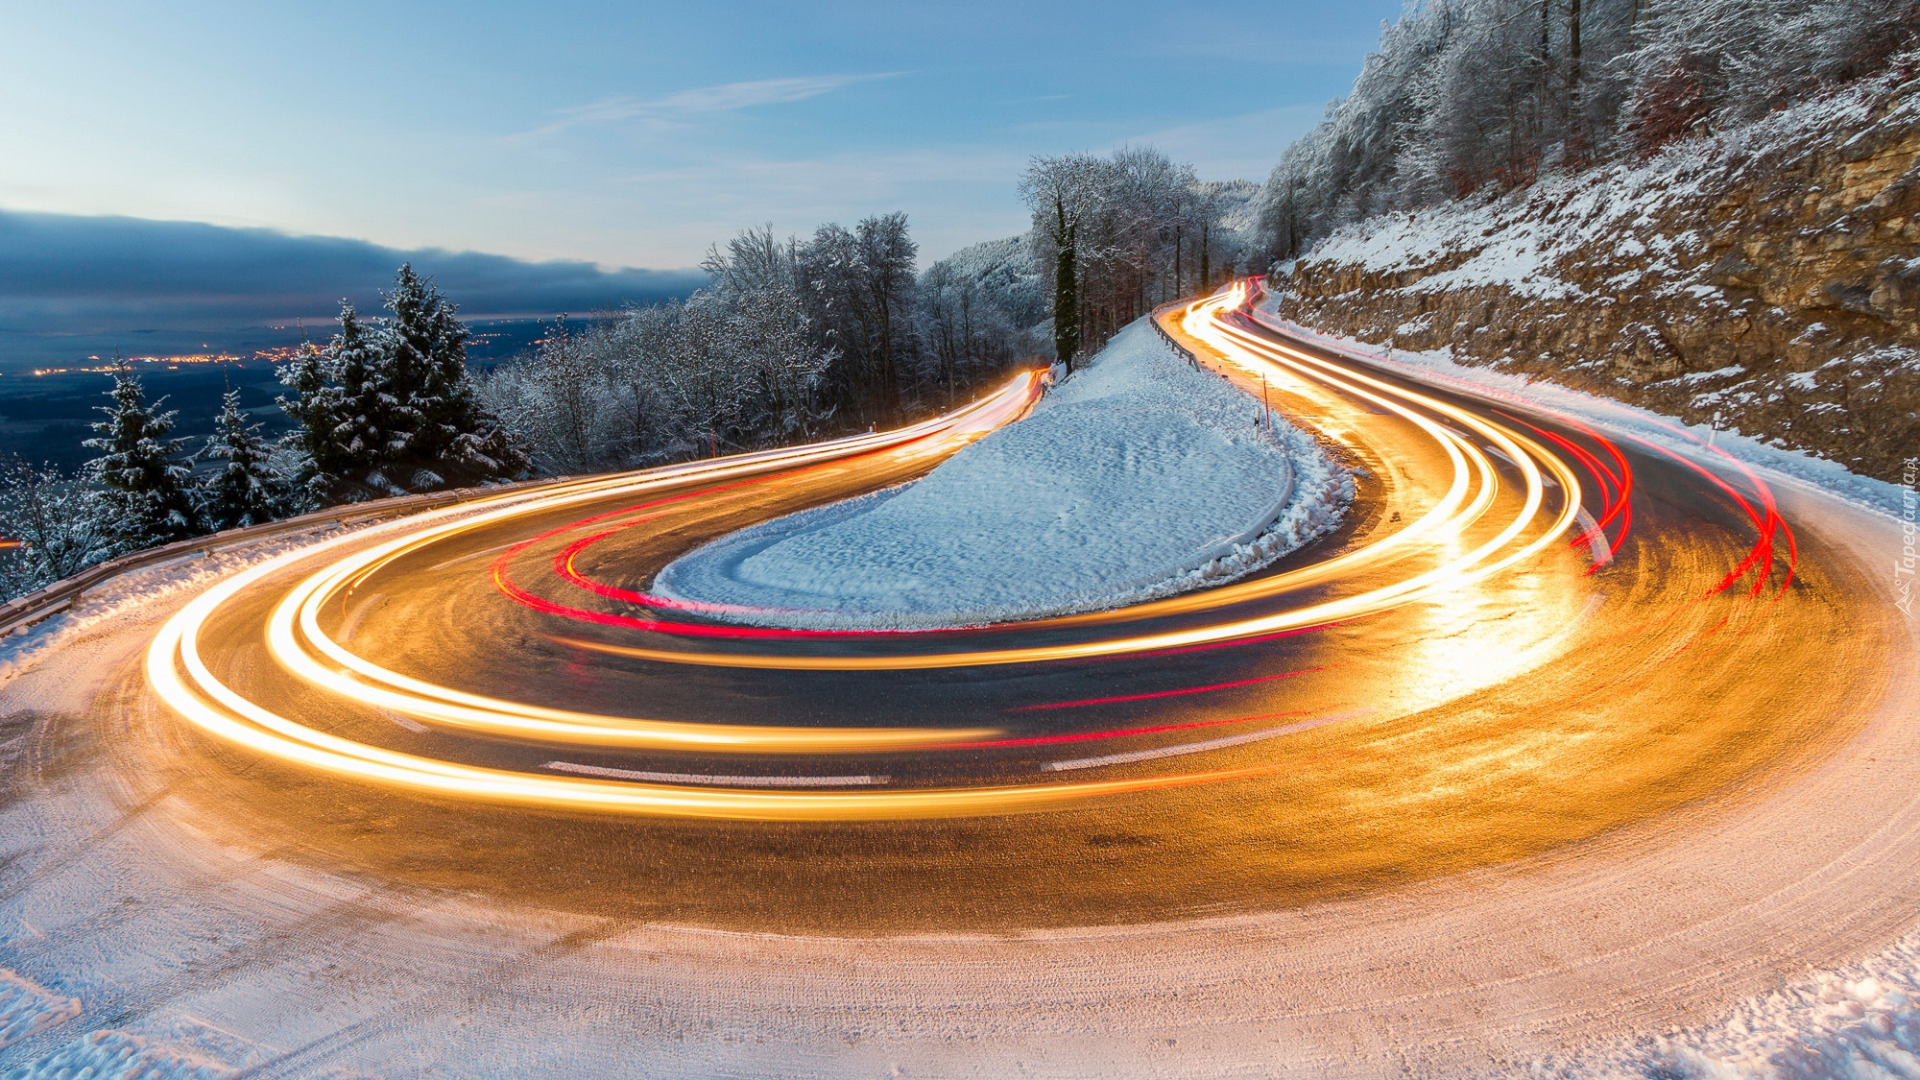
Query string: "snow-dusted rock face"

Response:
xmin=653 ymin=321 xmax=1351 ymax=629
xmin=1280 ymin=62 xmax=1920 ymax=483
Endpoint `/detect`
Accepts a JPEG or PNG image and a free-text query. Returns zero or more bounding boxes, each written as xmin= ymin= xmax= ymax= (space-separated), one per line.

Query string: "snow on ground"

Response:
xmin=1541 ymin=951 xmax=1920 ymax=1079
xmin=0 ymin=970 xmax=242 ymax=1080
xmin=6 ymin=1027 xmax=237 ymax=1080
xmin=0 ymin=971 xmax=79 ymax=1052
xmin=655 ymin=320 xmax=1352 ymax=629
xmin=1251 ymin=298 xmax=1915 ymax=522
xmin=1296 ymin=72 xmax=1910 ymax=307
xmin=1251 ymin=299 xmax=1920 ymax=1079
xmin=0 ymin=524 xmax=362 ymax=687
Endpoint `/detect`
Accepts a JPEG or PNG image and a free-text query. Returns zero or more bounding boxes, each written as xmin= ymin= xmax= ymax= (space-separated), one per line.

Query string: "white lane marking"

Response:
xmin=1042 ymin=709 xmax=1374 ymax=772
xmin=1483 ymin=444 xmax=1555 ymax=487
xmin=1576 ymin=507 xmax=1612 ymax=567
xmin=338 ymin=591 xmax=386 ymax=643
xmin=544 ymin=761 xmax=889 ymax=787
xmin=382 ymin=710 xmax=429 ymax=733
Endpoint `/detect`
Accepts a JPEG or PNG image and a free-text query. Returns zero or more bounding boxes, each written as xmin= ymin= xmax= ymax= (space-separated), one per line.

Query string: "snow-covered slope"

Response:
xmin=1278 ymin=61 xmax=1920 ymax=483
xmin=654 ymin=321 xmax=1351 ymax=629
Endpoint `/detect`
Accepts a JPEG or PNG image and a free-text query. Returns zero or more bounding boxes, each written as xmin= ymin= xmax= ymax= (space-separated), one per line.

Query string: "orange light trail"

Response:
xmin=139 ymin=290 xmax=1657 ymax=820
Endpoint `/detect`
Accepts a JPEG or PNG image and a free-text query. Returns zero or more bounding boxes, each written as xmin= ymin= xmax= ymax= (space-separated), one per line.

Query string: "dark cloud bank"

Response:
xmin=0 ymin=210 xmax=704 ymax=366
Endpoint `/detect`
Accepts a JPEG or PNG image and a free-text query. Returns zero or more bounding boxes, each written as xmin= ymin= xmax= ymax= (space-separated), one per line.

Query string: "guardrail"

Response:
xmin=1150 ymin=302 xmax=1202 ymax=368
xmin=0 ymin=475 xmax=573 ymax=638
xmin=0 ymin=371 xmax=1082 ymax=642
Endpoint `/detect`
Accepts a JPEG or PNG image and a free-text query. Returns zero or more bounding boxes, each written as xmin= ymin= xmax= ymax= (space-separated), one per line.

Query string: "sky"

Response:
xmin=0 ymin=0 xmax=1403 ymax=270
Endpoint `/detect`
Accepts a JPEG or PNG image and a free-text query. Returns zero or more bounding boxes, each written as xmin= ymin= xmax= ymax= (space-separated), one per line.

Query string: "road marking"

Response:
xmin=544 ymin=761 xmax=889 ymax=787
xmin=382 ymin=709 xmax=428 ymax=733
xmin=1042 ymin=709 xmax=1372 ymax=771
xmin=1576 ymin=508 xmax=1612 ymax=567
xmin=338 ymin=592 xmax=385 ymax=643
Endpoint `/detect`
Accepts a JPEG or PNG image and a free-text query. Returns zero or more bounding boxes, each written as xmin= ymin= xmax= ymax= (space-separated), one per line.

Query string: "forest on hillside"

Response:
xmin=1256 ymin=0 xmax=1920 ymax=258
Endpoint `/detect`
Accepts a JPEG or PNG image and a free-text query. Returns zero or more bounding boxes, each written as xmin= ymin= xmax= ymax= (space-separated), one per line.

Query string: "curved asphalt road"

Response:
xmin=0 ymin=289 xmax=1910 ymax=1076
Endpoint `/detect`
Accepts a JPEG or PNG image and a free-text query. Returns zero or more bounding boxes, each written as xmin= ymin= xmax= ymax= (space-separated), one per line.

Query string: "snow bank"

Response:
xmin=5 ymin=1029 xmax=234 ymax=1080
xmin=1246 ymin=303 xmax=1920 ymax=1078
xmin=0 ymin=524 xmax=362 ymax=688
xmin=0 ymin=970 xmax=79 ymax=1052
xmin=1540 ymin=941 xmax=1920 ymax=1079
xmin=1298 ymin=73 xmax=1910 ymax=305
xmin=654 ymin=320 xmax=1351 ymax=629
xmin=1250 ymin=301 xmax=1915 ymax=522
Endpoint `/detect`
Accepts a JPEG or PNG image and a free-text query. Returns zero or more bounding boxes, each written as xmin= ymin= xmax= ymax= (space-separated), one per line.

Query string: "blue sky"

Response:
xmin=0 ymin=1 xmax=1402 ymax=270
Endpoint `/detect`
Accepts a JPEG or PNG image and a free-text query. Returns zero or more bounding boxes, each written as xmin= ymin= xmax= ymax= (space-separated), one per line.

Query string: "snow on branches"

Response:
xmin=482 ymin=217 xmax=1052 ymax=477
xmin=1254 ymin=0 xmax=1920 ymax=263
xmin=277 ymin=264 xmax=528 ymax=505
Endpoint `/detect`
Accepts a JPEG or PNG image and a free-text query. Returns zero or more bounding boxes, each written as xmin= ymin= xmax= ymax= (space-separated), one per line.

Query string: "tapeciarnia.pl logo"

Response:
xmin=1898 ymin=457 xmax=1917 ymax=618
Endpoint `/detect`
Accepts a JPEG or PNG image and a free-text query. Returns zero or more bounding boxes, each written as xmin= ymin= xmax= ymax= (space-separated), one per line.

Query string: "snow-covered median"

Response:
xmin=654 ymin=320 xmax=1352 ymax=630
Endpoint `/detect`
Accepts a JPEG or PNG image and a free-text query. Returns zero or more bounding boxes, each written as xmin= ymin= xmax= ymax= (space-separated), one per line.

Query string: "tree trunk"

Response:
xmin=1539 ymin=0 xmax=1553 ymax=144
xmin=1567 ymin=0 xmax=1584 ymax=154
xmin=1200 ymin=221 xmax=1211 ymax=291
xmin=1174 ymin=226 xmax=1183 ymax=296
xmin=876 ymin=278 xmax=896 ymax=427
xmin=1053 ymin=200 xmax=1081 ymax=371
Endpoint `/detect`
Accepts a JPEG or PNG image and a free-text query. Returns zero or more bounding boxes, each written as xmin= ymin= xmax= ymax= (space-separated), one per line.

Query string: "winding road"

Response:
xmin=0 ymin=286 xmax=1912 ymax=1076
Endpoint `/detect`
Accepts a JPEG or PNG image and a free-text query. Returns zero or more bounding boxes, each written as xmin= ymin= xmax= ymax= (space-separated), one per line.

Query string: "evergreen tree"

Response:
xmin=275 ymin=339 xmax=348 ymax=509
xmin=277 ymin=268 xmax=527 ymax=507
xmin=83 ymin=362 xmax=200 ymax=553
xmin=199 ymin=387 xmax=286 ymax=531
xmin=376 ymin=264 xmax=527 ymax=487
xmin=1020 ymin=155 xmax=1100 ymax=370
xmin=327 ymin=302 xmax=397 ymax=491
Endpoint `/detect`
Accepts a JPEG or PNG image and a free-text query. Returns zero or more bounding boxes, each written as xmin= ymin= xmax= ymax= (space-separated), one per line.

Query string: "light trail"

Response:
xmin=547 ymin=285 xmax=1587 ymax=670
xmin=140 ymin=287 xmax=1677 ymax=819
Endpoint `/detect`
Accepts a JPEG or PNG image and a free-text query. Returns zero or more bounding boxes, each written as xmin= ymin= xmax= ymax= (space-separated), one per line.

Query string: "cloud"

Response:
xmin=524 ymin=73 xmax=902 ymax=138
xmin=0 ymin=209 xmax=703 ymax=362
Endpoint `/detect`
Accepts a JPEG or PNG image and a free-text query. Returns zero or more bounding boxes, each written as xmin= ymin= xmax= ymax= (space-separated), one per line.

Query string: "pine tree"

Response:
xmin=327 ymin=302 xmax=398 ymax=492
xmin=199 ymin=387 xmax=286 ymax=531
xmin=377 ymin=264 xmax=527 ymax=487
xmin=83 ymin=362 xmax=200 ymax=553
xmin=276 ymin=339 xmax=348 ymax=509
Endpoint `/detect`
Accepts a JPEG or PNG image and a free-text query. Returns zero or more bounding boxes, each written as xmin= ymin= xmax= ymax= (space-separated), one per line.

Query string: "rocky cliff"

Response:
xmin=1277 ymin=60 xmax=1920 ymax=482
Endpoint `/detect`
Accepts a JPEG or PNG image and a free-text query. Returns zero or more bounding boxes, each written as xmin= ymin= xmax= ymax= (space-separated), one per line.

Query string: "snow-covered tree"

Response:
xmin=0 ymin=459 xmax=111 ymax=599
xmin=83 ymin=363 xmax=201 ymax=554
xmin=198 ymin=387 xmax=287 ymax=531
xmin=326 ymin=300 xmax=397 ymax=492
xmin=278 ymin=268 xmax=528 ymax=505
xmin=483 ymin=316 xmax=631 ymax=475
xmin=1254 ymin=0 xmax=1919 ymax=262
xmin=482 ymin=222 xmax=862 ymax=474
xmin=1023 ymin=147 xmax=1208 ymax=362
xmin=917 ymin=239 xmax=1044 ymax=405
xmin=275 ymin=339 xmax=350 ymax=509
xmin=1020 ymin=153 xmax=1104 ymax=368
xmin=381 ymin=263 xmax=515 ymax=487
xmin=799 ymin=214 xmax=918 ymax=424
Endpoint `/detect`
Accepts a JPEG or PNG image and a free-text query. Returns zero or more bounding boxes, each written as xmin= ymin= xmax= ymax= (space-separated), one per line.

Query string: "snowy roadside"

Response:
xmin=0 ymin=522 xmax=369 ymax=688
xmin=655 ymin=320 xmax=1352 ymax=630
xmin=1249 ymin=297 xmax=1916 ymax=522
xmin=1250 ymin=301 xmax=1920 ymax=1079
